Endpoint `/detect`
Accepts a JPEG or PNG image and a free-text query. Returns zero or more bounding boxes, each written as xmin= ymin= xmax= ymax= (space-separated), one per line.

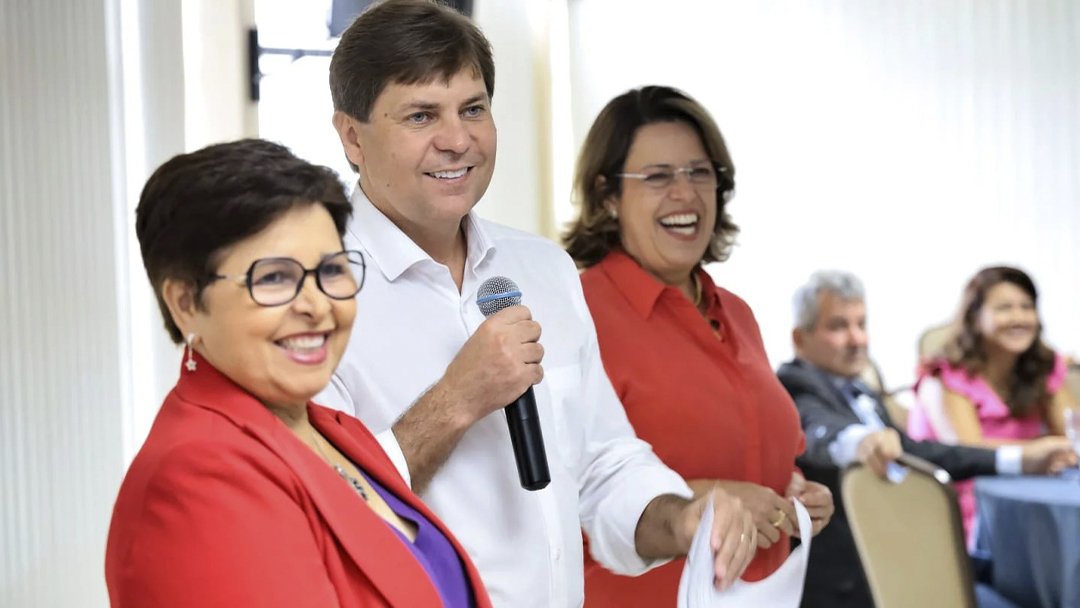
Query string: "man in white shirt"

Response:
xmin=317 ymin=2 xmax=757 ymax=607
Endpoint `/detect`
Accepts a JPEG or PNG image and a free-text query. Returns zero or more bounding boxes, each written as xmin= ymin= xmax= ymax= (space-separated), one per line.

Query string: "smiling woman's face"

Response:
xmin=185 ymin=204 xmax=357 ymax=407
xmin=976 ymin=281 xmax=1040 ymax=356
xmin=611 ymin=121 xmax=717 ymax=286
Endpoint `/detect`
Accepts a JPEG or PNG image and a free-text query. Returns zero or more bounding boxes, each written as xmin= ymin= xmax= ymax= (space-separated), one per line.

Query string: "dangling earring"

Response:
xmin=185 ymin=333 xmax=197 ymax=372
xmin=608 ymin=206 xmax=619 ymax=220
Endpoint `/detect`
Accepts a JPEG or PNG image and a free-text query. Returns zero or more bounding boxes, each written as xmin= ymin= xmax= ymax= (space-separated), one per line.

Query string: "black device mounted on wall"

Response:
xmin=249 ymin=0 xmax=475 ymax=101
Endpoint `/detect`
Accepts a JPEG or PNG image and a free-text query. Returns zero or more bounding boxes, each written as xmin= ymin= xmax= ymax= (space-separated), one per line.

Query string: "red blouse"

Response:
xmin=580 ymin=251 xmax=805 ymax=608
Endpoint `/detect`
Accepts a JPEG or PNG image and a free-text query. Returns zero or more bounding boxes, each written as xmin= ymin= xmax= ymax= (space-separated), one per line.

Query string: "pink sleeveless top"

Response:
xmin=907 ymin=353 xmax=1068 ymax=542
xmin=908 ymin=353 xmax=1067 ymax=442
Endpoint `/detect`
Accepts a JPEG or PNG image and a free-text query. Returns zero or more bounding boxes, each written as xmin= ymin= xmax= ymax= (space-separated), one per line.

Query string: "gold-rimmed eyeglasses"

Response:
xmin=618 ymin=163 xmax=726 ymax=190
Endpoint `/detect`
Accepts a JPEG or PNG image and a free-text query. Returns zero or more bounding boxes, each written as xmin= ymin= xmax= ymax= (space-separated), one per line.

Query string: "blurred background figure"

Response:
xmin=106 ymin=139 xmax=492 ymax=608
xmin=907 ymin=265 xmax=1078 ymax=540
xmin=777 ymin=270 xmax=1074 ymax=608
xmin=563 ymin=85 xmax=833 ymax=608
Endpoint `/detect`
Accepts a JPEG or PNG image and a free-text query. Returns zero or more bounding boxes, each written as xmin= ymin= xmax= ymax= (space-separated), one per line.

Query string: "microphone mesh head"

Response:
xmin=476 ymin=276 xmax=522 ymax=317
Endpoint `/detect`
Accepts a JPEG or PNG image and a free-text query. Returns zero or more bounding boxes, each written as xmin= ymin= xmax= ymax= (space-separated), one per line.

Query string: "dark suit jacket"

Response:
xmin=106 ymin=354 xmax=492 ymax=608
xmin=777 ymin=358 xmax=996 ymax=608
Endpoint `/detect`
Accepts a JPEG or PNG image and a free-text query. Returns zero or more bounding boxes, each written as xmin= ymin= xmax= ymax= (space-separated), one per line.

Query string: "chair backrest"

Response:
xmin=859 ymin=360 xmax=885 ymax=394
xmin=918 ymin=323 xmax=953 ymax=361
xmin=1066 ymin=361 xmax=1080 ymax=402
xmin=882 ymin=389 xmax=911 ymax=431
xmin=911 ymin=376 xmax=959 ymax=442
xmin=842 ymin=454 xmax=977 ymax=608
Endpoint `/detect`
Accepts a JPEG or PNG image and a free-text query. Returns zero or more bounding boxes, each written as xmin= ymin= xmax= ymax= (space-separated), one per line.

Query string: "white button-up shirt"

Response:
xmin=318 ymin=190 xmax=692 ymax=608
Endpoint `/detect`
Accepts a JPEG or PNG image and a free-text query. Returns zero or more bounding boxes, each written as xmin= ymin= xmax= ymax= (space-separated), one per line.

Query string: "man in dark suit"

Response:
xmin=776 ymin=270 xmax=1073 ymax=608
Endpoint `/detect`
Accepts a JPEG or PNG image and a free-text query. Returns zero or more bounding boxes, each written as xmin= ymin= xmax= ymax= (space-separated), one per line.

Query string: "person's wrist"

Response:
xmin=674 ymin=501 xmax=697 ymax=554
xmin=1015 ymin=444 xmax=1038 ymax=474
xmin=431 ymin=378 xmax=479 ymax=431
xmin=660 ymin=496 xmax=695 ymax=552
xmin=856 ymin=435 xmax=876 ymax=460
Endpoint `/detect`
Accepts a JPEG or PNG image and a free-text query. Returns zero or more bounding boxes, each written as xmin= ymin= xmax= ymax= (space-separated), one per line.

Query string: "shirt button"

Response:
xmin=553 ymin=547 xmax=562 ymax=560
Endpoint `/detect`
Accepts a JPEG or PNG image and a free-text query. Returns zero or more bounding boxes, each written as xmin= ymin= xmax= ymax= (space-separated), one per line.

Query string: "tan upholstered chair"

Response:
xmin=915 ymin=323 xmax=950 ymax=360
xmin=918 ymin=323 xmax=953 ymax=362
xmin=859 ymin=360 xmax=885 ymax=395
xmin=1065 ymin=360 xmax=1080 ymax=401
xmin=842 ymin=453 xmax=977 ymax=608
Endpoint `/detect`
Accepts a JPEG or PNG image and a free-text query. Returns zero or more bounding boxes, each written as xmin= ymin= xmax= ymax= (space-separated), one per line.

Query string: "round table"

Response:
xmin=974 ymin=476 xmax=1080 ymax=608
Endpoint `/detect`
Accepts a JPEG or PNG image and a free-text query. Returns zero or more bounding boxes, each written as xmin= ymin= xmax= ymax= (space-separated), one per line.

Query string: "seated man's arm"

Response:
xmin=899 ymin=426 xmax=1074 ymax=479
xmin=781 ymin=383 xmax=870 ymax=469
xmin=778 ymin=375 xmax=901 ymax=476
xmin=907 ymin=375 xmax=1076 ymax=476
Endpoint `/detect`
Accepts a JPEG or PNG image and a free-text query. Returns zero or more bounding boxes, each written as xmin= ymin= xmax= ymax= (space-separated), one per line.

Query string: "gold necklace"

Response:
xmin=311 ymin=430 xmax=369 ymax=501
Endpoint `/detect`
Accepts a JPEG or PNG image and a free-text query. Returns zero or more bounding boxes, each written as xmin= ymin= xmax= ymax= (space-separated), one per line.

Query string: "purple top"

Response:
xmin=361 ymin=471 xmax=475 ymax=608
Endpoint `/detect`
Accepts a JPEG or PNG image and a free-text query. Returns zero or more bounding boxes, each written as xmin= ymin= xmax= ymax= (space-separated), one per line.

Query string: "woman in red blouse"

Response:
xmin=563 ymin=86 xmax=834 ymax=607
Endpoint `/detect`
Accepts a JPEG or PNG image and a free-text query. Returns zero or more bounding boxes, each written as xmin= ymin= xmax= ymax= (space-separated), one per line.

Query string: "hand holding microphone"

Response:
xmin=476 ymin=277 xmax=551 ymax=491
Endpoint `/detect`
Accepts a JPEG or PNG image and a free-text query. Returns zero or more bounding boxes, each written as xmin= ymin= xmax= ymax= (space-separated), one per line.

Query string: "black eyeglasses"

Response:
xmin=207 ymin=250 xmax=366 ymax=307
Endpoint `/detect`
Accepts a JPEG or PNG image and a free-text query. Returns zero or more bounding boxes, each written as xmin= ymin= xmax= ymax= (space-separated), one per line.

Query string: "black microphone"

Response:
xmin=476 ymin=276 xmax=551 ymax=491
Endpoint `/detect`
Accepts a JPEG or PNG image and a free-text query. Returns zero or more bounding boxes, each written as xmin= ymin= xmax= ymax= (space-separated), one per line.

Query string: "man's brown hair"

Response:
xmin=329 ymin=0 xmax=494 ymax=124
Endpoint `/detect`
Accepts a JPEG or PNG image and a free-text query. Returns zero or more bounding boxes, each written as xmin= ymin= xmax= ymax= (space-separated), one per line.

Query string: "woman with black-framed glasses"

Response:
xmin=105 ymin=138 xmax=492 ymax=608
xmin=206 ymin=249 xmax=366 ymax=307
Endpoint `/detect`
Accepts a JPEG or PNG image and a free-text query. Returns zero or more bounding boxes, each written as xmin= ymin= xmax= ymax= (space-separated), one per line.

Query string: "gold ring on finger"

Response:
xmin=771 ymin=509 xmax=786 ymax=528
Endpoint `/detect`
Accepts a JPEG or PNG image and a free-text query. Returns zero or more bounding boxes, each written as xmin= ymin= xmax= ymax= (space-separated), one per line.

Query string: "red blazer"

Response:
xmin=105 ymin=354 xmax=492 ymax=608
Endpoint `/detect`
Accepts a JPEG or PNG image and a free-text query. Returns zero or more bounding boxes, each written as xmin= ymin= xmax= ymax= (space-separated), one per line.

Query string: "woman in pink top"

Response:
xmin=908 ymin=266 xmax=1078 ymax=540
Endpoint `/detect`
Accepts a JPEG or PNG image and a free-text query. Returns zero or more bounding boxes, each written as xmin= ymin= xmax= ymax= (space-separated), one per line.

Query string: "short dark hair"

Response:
xmin=562 ymin=86 xmax=739 ymax=269
xmin=932 ymin=265 xmax=1056 ymax=417
xmin=135 ymin=139 xmax=351 ymax=344
xmin=329 ymin=0 xmax=494 ymax=124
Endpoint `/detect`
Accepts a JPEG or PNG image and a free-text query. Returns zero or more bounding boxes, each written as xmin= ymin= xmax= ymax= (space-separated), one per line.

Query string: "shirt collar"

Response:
xmin=698 ymin=268 xmax=723 ymax=317
xmin=597 ymin=250 xmax=721 ymax=320
xmin=797 ymin=357 xmax=867 ymax=396
xmin=348 ymin=185 xmax=495 ymax=282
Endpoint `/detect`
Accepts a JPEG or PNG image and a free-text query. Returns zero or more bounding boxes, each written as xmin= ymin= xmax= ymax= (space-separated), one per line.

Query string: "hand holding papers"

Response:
xmin=678 ymin=498 xmax=812 ymax=608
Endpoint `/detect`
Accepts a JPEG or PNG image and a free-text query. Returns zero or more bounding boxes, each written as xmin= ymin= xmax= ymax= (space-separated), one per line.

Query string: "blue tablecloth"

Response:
xmin=974 ymin=476 xmax=1080 ymax=608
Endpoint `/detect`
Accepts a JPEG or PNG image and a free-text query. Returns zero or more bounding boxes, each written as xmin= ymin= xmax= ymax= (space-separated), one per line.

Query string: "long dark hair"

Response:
xmin=933 ymin=266 xmax=1055 ymax=417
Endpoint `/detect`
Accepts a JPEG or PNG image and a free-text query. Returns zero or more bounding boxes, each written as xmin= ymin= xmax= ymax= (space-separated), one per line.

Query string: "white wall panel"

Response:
xmin=0 ymin=0 xmax=126 ymax=606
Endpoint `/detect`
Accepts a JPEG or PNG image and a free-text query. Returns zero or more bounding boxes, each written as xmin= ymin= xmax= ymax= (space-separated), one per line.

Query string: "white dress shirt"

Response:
xmin=317 ymin=189 xmax=693 ymax=608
